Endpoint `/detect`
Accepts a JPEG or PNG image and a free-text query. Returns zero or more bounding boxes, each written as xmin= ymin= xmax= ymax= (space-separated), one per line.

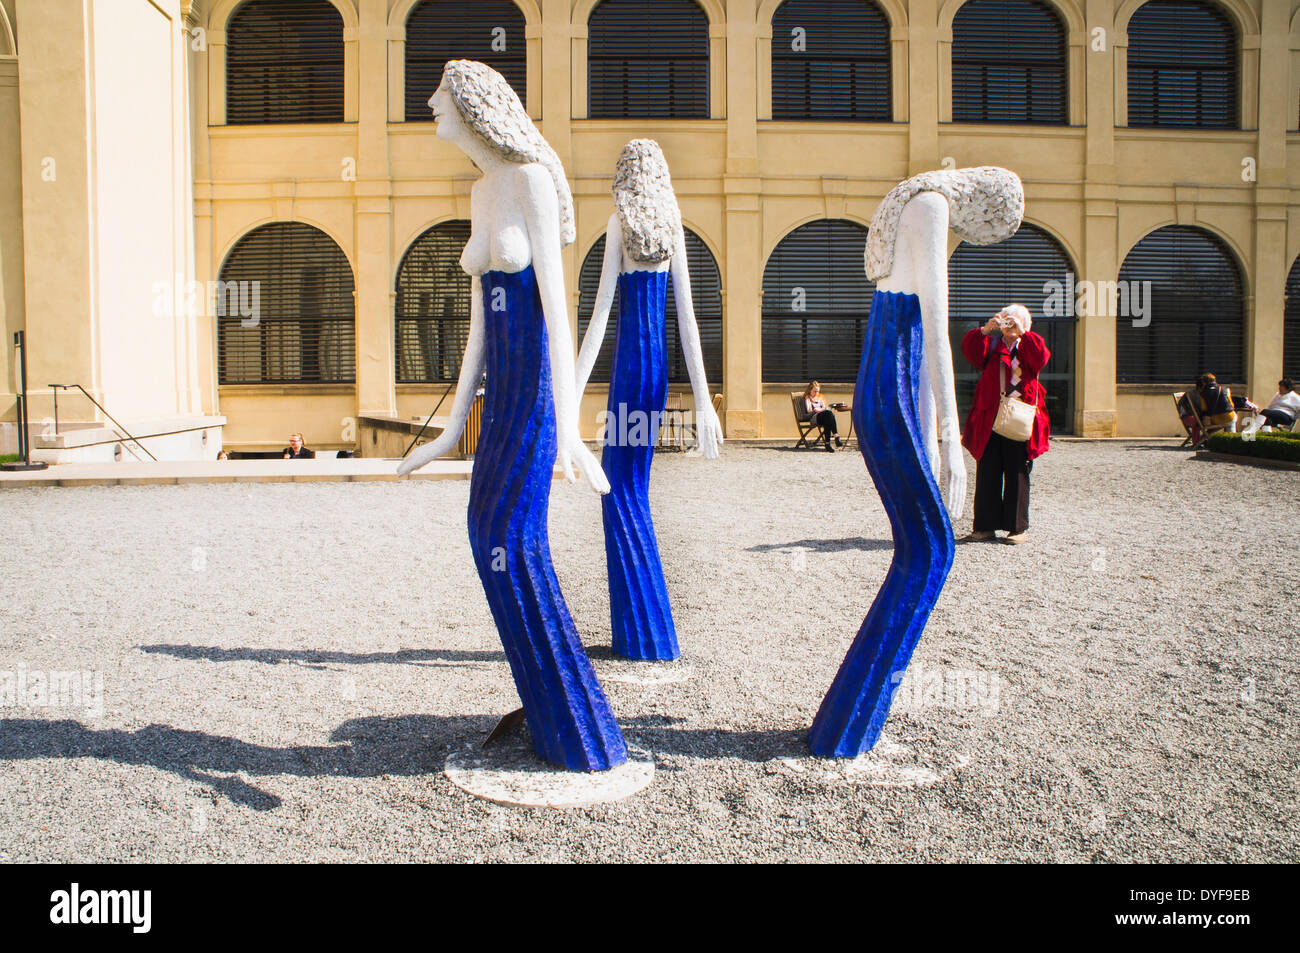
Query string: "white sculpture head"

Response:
xmin=430 ymin=60 xmax=576 ymax=246
xmin=612 ymin=139 xmax=682 ymax=264
xmin=865 ymin=167 xmax=1024 ymax=280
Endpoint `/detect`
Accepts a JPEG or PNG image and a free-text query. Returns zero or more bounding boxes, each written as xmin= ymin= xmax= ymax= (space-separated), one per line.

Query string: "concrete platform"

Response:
xmin=0 ymin=457 xmax=475 ymax=488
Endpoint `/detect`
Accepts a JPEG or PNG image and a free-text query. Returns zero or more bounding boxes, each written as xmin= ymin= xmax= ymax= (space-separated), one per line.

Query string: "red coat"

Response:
xmin=960 ymin=328 xmax=1051 ymax=461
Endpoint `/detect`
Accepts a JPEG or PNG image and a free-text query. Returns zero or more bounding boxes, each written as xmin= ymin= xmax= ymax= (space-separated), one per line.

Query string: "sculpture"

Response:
xmin=397 ymin=61 xmax=627 ymax=772
xmin=575 ymin=140 xmax=723 ymax=661
xmin=808 ymin=167 xmax=1025 ymax=757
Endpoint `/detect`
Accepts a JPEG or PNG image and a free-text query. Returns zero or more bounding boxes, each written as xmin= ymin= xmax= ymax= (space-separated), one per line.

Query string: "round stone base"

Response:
xmin=773 ymin=734 xmax=969 ymax=789
xmin=444 ymin=737 xmax=655 ymax=808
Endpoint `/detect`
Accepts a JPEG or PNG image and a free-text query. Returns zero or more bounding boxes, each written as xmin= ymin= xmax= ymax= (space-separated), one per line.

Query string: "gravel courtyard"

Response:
xmin=0 ymin=440 xmax=1295 ymax=863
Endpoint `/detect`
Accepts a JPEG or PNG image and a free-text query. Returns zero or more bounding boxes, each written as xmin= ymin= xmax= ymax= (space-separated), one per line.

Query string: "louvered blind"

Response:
xmin=762 ymin=219 xmax=872 ymax=383
xmin=1116 ymin=226 xmax=1244 ymax=384
xmin=948 ymin=224 xmax=1076 ymax=433
xmin=1128 ymin=0 xmax=1237 ymax=129
xmin=951 ymin=0 xmax=1066 ymax=124
xmin=218 ymin=222 xmax=355 ymax=384
xmin=588 ymin=0 xmax=709 ymax=119
xmin=404 ymin=0 xmax=526 ymax=121
xmin=395 ymin=221 xmax=472 ymax=383
xmin=1282 ymin=257 xmax=1300 ymax=379
xmin=771 ymin=0 xmax=891 ymax=121
xmin=577 ymin=229 xmax=723 ymax=385
xmin=226 ymin=0 xmax=344 ymax=125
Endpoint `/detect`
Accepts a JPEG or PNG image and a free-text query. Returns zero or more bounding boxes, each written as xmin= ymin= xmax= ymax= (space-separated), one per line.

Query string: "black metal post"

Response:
xmin=3 ymin=330 xmax=48 ymax=471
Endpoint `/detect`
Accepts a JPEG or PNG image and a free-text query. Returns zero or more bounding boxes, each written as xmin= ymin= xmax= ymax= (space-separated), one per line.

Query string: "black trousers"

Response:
xmin=973 ymin=431 xmax=1032 ymax=534
xmin=814 ymin=409 xmax=838 ymax=439
xmin=1261 ymin=408 xmax=1296 ymax=429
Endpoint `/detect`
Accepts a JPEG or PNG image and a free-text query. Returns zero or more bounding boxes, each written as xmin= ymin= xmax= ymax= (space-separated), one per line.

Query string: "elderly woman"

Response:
xmin=396 ymin=61 xmax=625 ymax=772
xmin=961 ymin=303 xmax=1051 ymax=544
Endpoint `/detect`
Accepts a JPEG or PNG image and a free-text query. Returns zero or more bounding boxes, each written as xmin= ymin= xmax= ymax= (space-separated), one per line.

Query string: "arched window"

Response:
xmin=1116 ymin=225 xmax=1245 ymax=384
xmin=948 ymin=224 xmax=1076 ymax=432
xmin=219 ymin=223 xmax=355 ymax=384
xmin=405 ymin=0 xmax=526 ymax=121
xmin=395 ymin=221 xmax=472 ymax=383
xmin=771 ymin=0 xmax=891 ymax=121
xmin=1283 ymin=256 xmax=1300 ymax=379
xmin=226 ymin=0 xmax=344 ymax=125
xmin=762 ymin=219 xmax=872 ymax=383
xmin=1127 ymin=1 xmax=1237 ymax=128
xmin=951 ymin=0 xmax=1066 ymax=124
xmin=588 ymin=0 xmax=709 ymax=119
xmin=576 ymin=228 xmax=723 ymax=385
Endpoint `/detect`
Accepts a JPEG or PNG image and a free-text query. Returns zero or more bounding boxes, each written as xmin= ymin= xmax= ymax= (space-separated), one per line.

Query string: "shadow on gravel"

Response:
xmin=746 ymin=537 xmax=892 ymax=553
xmin=620 ymin=716 xmax=809 ymax=765
xmin=0 ymin=715 xmax=500 ymax=810
xmin=138 ymin=644 xmax=504 ymax=669
xmin=1122 ymin=444 xmax=1193 ymax=452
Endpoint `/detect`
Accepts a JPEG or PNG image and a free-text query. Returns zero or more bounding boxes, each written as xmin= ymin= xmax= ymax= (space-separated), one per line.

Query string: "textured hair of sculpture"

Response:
xmin=612 ymin=139 xmax=682 ymax=264
xmin=864 ymin=167 xmax=1025 ymax=280
xmin=441 ymin=59 xmax=576 ymax=246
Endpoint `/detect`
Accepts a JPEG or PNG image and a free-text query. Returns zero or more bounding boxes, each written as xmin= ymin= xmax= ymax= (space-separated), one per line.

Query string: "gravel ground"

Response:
xmin=0 ymin=440 xmax=1295 ymax=863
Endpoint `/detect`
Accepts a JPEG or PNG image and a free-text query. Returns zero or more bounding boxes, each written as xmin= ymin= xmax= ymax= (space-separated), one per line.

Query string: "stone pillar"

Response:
xmin=354 ymin=0 xmax=395 ymax=419
xmin=1076 ymin=0 xmax=1119 ymax=436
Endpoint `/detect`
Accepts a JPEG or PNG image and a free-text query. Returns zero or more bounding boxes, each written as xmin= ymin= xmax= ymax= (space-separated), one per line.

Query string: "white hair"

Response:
xmin=612 ymin=139 xmax=681 ymax=264
xmin=999 ymin=303 xmax=1032 ymax=333
xmin=441 ymin=59 xmax=575 ymax=246
xmin=865 ymin=167 xmax=1025 ymax=280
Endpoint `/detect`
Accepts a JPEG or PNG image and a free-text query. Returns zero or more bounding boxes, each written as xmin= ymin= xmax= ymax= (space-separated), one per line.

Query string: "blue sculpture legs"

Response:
xmin=808 ymin=290 xmax=956 ymax=757
xmin=469 ymin=267 xmax=628 ymax=771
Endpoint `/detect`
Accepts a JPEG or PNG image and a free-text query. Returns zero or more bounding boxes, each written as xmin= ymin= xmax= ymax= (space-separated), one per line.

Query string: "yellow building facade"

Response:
xmin=4 ymin=0 xmax=1300 ymax=457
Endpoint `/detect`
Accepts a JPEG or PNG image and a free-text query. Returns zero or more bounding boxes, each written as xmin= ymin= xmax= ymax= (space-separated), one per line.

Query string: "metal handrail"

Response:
xmin=48 ymin=383 xmax=158 ymax=461
xmin=401 ymin=379 xmax=456 ymax=458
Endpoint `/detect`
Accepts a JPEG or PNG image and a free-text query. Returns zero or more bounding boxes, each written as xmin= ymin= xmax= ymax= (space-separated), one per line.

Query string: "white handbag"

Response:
xmin=992 ymin=361 xmax=1036 ymax=443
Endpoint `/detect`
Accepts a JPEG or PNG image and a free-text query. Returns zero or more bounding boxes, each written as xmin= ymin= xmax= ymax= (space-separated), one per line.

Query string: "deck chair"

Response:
xmin=1173 ymin=392 xmax=1197 ymax=448
xmin=791 ymin=392 xmax=822 ymax=449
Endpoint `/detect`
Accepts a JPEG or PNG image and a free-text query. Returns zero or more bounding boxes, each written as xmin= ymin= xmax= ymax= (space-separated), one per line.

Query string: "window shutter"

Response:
xmin=762 ymin=219 xmax=872 ymax=383
xmin=1282 ymin=257 xmax=1300 ymax=379
xmin=218 ymin=223 xmax=355 ymax=384
xmin=226 ymin=0 xmax=344 ymax=125
xmin=1128 ymin=1 xmax=1237 ymax=129
xmin=951 ymin=0 xmax=1067 ymax=125
xmin=1116 ymin=226 xmax=1245 ymax=385
xmin=588 ymin=0 xmax=709 ymax=119
xmin=948 ymin=224 xmax=1076 ymax=433
xmin=771 ymin=0 xmax=891 ymax=122
xmin=395 ymin=221 xmax=473 ymax=383
xmin=577 ymin=229 xmax=723 ymax=386
xmin=404 ymin=0 xmax=527 ymax=121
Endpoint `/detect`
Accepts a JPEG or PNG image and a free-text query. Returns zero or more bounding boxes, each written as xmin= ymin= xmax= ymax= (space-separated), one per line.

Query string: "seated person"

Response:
xmin=282 ymin=432 xmax=315 ymax=459
xmin=1193 ymin=373 xmax=1237 ymax=433
xmin=1176 ymin=391 xmax=1200 ymax=444
xmin=802 ymin=380 xmax=841 ymax=452
xmin=1261 ymin=378 xmax=1300 ymax=431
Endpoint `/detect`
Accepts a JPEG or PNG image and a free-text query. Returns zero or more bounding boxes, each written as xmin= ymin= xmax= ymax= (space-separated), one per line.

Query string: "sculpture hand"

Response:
xmin=691 ymin=401 xmax=724 ymax=460
xmin=940 ymin=420 xmax=966 ymax=521
xmin=396 ymin=433 xmax=457 ymax=477
xmin=558 ymin=433 xmax=611 ymax=494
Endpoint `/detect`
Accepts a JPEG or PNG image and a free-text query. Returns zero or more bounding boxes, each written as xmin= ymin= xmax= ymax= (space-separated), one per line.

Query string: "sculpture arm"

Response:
xmin=670 ymin=226 xmax=722 ymax=458
xmin=520 ymin=164 xmax=610 ymax=494
xmin=902 ymin=191 xmax=966 ymax=521
xmin=575 ymin=213 xmax=623 ymax=397
xmin=396 ymin=276 xmax=487 ymax=475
